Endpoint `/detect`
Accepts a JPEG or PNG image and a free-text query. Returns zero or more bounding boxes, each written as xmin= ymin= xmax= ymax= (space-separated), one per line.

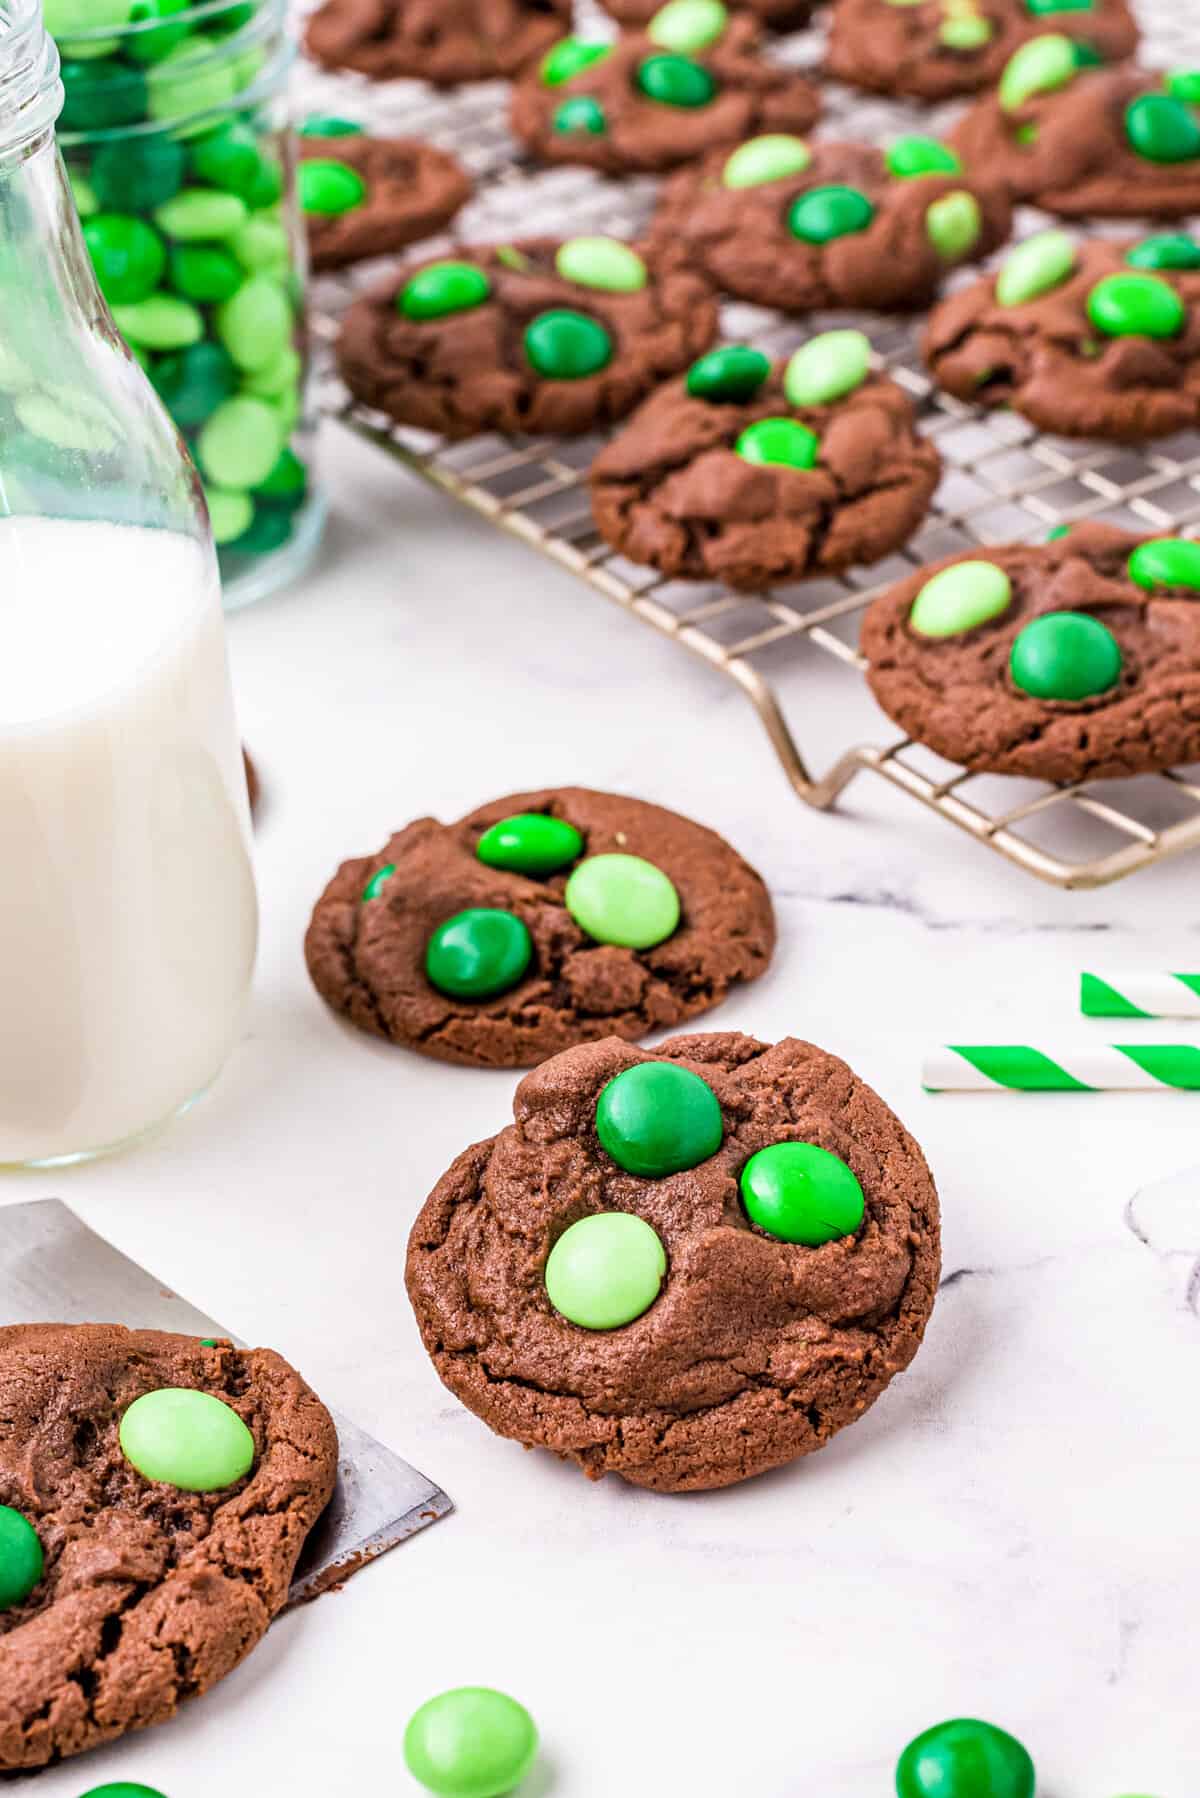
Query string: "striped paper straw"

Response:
xmin=1081 ymin=972 xmax=1200 ymax=1019
xmin=924 ymin=1045 xmax=1200 ymax=1092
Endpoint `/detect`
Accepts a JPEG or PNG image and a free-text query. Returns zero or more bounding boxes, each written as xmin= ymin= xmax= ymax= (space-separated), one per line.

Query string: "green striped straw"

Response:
xmin=924 ymin=1045 xmax=1200 ymax=1092
xmin=1081 ymin=972 xmax=1200 ymax=1018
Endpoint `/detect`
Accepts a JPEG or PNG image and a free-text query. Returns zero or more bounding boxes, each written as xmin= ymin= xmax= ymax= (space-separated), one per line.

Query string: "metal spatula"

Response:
xmin=0 ymin=1197 xmax=452 ymax=1606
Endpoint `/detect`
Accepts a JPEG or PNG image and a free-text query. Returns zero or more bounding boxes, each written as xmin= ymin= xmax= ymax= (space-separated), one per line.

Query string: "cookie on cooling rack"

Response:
xmin=648 ymin=134 xmax=1012 ymax=315
xmin=305 ymin=788 xmax=776 ymax=1068
xmin=826 ymin=0 xmax=1139 ymax=103
xmin=303 ymin=0 xmax=570 ymax=85
xmin=297 ymin=125 xmax=471 ymax=273
xmin=862 ymin=524 xmax=1200 ymax=784
xmin=599 ymin=0 xmax=818 ymax=28
xmin=589 ymin=334 xmax=942 ymax=592
xmin=950 ymin=47 xmax=1200 ymax=216
xmin=924 ymin=230 xmax=1200 ymax=442
xmin=508 ymin=13 xmax=821 ymax=176
xmin=335 ymin=236 xmax=718 ymax=438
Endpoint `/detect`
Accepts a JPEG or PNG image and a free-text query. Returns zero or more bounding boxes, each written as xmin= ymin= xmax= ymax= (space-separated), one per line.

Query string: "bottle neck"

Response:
xmin=0 ymin=0 xmax=62 ymax=166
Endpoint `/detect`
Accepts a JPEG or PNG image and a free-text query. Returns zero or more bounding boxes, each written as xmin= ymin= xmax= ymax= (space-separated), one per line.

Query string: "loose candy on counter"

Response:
xmin=0 ymin=1505 xmax=43 ymax=1611
xmin=895 ymin=1717 xmax=1036 ymax=1798
xmin=564 ymin=852 xmax=680 ymax=948
xmin=595 ymin=1060 xmax=724 ymax=1176
xmin=404 ymin=1688 xmax=539 ymax=1798
xmin=119 ymin=1387 xmax=255 ymax=1491
xmin=545 ymin=1211 xmax=668 ymax=1327
xmin=740 ymin=1142 xmax=865 ymax=1244
xmin=425 ymin=908 xmax=533 ymax=1000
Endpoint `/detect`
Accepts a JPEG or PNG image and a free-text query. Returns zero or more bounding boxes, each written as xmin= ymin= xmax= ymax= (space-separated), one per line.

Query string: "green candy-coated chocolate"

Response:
xmin=111 ymin=294 xmax=203 ymax=351
xmin=1127 ymin=232 xmax=1200 ymax=271
xmin=127 ymin=0 xmax=192 ymax=64
xmin=555 ymin=236 xmax=647 ymax=292
xmin=564 ymin=852 xmax=679 ymax=947
xmin=146 ymin=40 xmax=238 ymax=123
xmin=635 ymin=52 xmax=717 ymax=107
xmin=190 ymin=122 xmax=264 ymax=201
xmin=44 ymin=0 xmax=134 ymax=51
xmin=154 ymin=187 xmax=249 ymax=242
xmin=596 ymin=1060 xmax=723 ymax=1177
xmin=686 ymin=344 xmax=770 ymax=402
xmin=999 ymin=33 xmax=1078 ymax=110
xmin=910 ymin=561 xmax=1012 ymax=637
xmin=59 ymin=60 xmax=147 ymax=131
xmin=1127 ymin=537 xmax=1200 ymax=591
xmin=243 ymin=343 xmax=301 ymax=399
xmin=1124 ymin=93 xmax=1200 ymax=164
xmin=197 ymin=395 xmax=284 ymax=487
xmin=648 ymin=0 xmax=727 ymax=52
xmin=425 ymin=908 xmax=532 ymax=999
xmin=300 ymin=115 xmax=365 ymax=137
xmin=524 ymin=309 xmax=613 ymax=380
xmin=216 ymin=275 xmax=292 ymax=373
xmin=1026 ymin=0 xmax=1093 ymax=9
xmin=206 ymin=486 xmax=254 ymax=545
xmin=256 ymin=447 xmax=308 ymax=507
xmin=0 ymin=1505 xmax=43 ymax=1610
xmin=247 ymin=157 xmax=283 ymax=210
xmin=788 ymin=184 xmax=875 ymax=244
xmin=895 ymin=1717 xmax=1036 ymax=1798
xmin=228 ymin=504 xmax=293 ymax=557
xmin=167 ymin=243 xmax=242 ymax=302
xmin=82 ymin=214 xmax=166 ymax=305
xmin=545 ymin=1212 xmax=667 ymax=1330
xmin=783 ymin=329 xmax=870 ymax=407
xmin=229 ymin=215 xmax=289 ymax=273
xmin=151 ymin=340 xmax=236 ymax=429
xmin=404 ymin=1688 xmax=538 ymax=1798
xmin=91 ymin=136 xmax=185 ymax=212
xmin=1086 ymin=272 xmax=1185 ymax=339
xmin=540 ymin=37 xmax=612 ymax=85
xmin=1010 ymin=610 xmax=1122 ymax=700
xmin=939 ymin=13 xmax=992 ymax=47
xmin=362 ymin=862 xmax=396 ymax=902
xmin=741 ymin=1141 xmax=865 ymax=1245
xmin=77 ymin=1785 xmax=168 ymax=1797
xmin=736 ymin=416 xmax=819 ymax=469
xmin=553 ymin=95 xmax=606 ymax=134
xmin=298 ymin=158 xmax=367 ymax=217
xmin=476 ymin=812 xmax=583 ymax=875
xmin=1167 ymin=69 xmax=1200 ymax=103
xmin=119 ymin=1388 xmax=254 ymax=1492
xmin=722 ymin=133 xmax=811 ymax=189
xmin=926 ymin=190 xmax=982 ymax=260
xmin=400 ymin=261 xmax=491 ymax=320
xmin=995 ymin=228 xmax=1077 ymax=305
xmin=886 ymin=135 xmax=962 ymax=177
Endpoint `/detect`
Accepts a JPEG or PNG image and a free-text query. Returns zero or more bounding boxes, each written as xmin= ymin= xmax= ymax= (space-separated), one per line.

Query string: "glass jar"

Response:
xmin=0 ymin=0 xmax=258 ymax=1166
xmin=47 ymin=0 xmax=323 ymax=609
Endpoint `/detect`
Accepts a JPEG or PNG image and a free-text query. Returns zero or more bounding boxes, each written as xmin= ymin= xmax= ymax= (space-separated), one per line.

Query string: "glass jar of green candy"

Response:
xmin=49 ymin=0 xmax=323 ymax=608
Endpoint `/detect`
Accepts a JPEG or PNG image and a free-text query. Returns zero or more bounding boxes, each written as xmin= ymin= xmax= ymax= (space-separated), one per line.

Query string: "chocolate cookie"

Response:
xmin=304 ymin=788 xmax=775 ymax=1069
xmin=827 ymin=0 xmax=1139 ymax=103
xmin=406 ymin=1030 xmax=941 ymax=1492
xmin=924 ymin=230 xmax=1200 ymax=441
xmin=336 ymin=237 xmax=718 ymax=439
xmin=0 ymin=1324 xmax=337 ymax=1771
xmin=862 ymin=525 xmax=1200 ymax=783
xmin=950 ymin=49 xmax=1200 ymax=217
xmin=303 ymin=0 xmax=570 ymax=85
xmin=649 ymin=134 xmax=1012 ymax=315
xmin=298 ymin=126 xmax=471 ymax=274
xmin=600 ymin=0 xmax=817 ymax=28
xmin=590 ymin=334 xmax=942 ymax=591
xmin=509 ymin=18 xmax=821 ymax=176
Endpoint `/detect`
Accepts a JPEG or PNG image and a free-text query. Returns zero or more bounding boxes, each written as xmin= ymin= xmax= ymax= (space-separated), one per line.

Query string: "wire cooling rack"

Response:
xmin=298 ymin=0 xmax=1200 ymax=889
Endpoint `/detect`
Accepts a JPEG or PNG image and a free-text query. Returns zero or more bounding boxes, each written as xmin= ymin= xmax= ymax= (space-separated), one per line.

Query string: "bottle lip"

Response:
xmin=0 ymin=0 xmax=64 ymax=152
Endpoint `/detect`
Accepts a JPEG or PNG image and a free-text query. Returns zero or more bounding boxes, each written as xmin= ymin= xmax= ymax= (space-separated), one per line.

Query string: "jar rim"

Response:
xmin=53 ymin=0 xmax=284 ymax=51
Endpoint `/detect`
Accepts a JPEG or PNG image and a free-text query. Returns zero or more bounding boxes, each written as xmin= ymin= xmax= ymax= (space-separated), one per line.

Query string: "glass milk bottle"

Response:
xmin=0 ymin=0 xmax=257 ymax=1166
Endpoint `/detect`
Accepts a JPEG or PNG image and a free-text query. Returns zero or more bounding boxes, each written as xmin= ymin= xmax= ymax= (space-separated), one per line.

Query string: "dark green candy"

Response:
xmin=1127 ymin=537 xmax=1200 ymax=592
xmin=127 ymin=0 xmax=192 ymax=64
xmin=788 ymin=184 xmax=875 ymax=244
xmin=83 ymin=214 xmax=166 ymax=305
xmin=1009 ymin=611 xmax=1122 ymax=701
xmin=1025 ymin=0 xmax=1092 ymax=10
xmin=686 ymin=344 xmax=770 ymax=403
xmin=168 ymin=244 xmax=242 ymax=302
xmin=90 ymin=136 xmax=185 ymax=211
xmin=256 ymin=447 xmax=308 ymax=508
xmin=736 ymin=417 xmax=819 ymax=469
xmin=150 ymin=340 xmax=237 ymax=429
xmin=228 ymin=505 xmax=293 ymax=556
xmin=425 ymin=908 xmax=533 ymax=999
xmin=553 ymin=95 xmax=607 ymax=135
xmin=298 ymin=159 xmax=367 ymax=217
xmin=362 ymin=862 xmax=396 ymax=902
xmin=524 ymin=309 xmax=613 ymax=379
xmin=635 ymin=53 xmax=717 ymax=107
xmin=400 ymin=261 xmax=491 ymax=320
xmin=247 ymin=157 xmax=283 ymax=209
xmin=895 ymin=1717 xmax=1035 ymax=1798
xmin=189 ymin=122 xmax=265 ymax=201
xmin=299 ymin=115 xmax=365 ymax=137
xmin=60 ymin=60 xmax=148 ymax=132
xmin=1127 ymin=233 xmax=1200 ymax=271
xmin=595 ymin=1061 xmax=724 ymax=1177
xmin=476 ymin=813 xmax=583 ymax=876
xmin=540 ymin=37 xmax=612 ymax=84
xmin=0 ymin=1505 xmax=43 ymax=1611
xmin=1124 ymin=93 xmax=1200 ymax=164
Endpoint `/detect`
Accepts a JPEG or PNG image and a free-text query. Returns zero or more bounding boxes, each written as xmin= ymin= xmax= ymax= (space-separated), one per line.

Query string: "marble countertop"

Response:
xmin=11 ymin=424 xmax=1198 ymax=1797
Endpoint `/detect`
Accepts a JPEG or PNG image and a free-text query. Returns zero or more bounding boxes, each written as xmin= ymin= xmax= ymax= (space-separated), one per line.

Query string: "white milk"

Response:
xmin=0 ymin=517 xmax=258 ymax=1164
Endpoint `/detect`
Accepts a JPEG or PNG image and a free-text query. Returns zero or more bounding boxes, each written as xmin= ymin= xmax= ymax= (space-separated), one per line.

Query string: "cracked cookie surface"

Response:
xmin=300 ymin=135 xmax=471 ymax=273
xmin=304 ymin=0 xmax=570 ymax=85
xmin=406 ymin=1030 xmax=941 ymax=1492
xmin=0 ymin=1324 xmax=337 ymax=1771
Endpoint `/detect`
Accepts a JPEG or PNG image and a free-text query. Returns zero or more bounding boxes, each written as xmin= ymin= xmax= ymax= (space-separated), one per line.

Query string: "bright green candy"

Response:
xmin=926 ymin=191 xmax=982 ymax=259
xmin=647 ymin=0 xmax=727 ymax=53
xmin=362 ymin=862 xmax=396 ymax=902
xmin=77 ymin=1785 xmax=168 ymax=1797
xmin=999 ymin=34 xmax=1078 ymax=110
xmin=300 ymin=115 xmax=365 ymax=137
xmin=783 ymin=330 xmax=870 ymax=407
xmin=476 ymin=812 xmax=583 ymax=876
xmin=246 ymin=157 xmax=283 ymax=210
xmin=740 ymin=1142 xmax=865 ymax=1244
xmin=111 ymin=294 xmax=203 ymax=351
xmin=540 ymin=37 xmax=612 ymax=85
xmin=995 ymin=228 xmax=1077 ymax=305
xmin=736 ymin=417 xmax=819 ymax=469
xmin=91 ymin=136 xmax=185 ymax=211
xmin=910 ymin=561 xmax=1012 ymax=637
xmin=0 ymin=1506 xmax=43 ymax=1610
xmin=167 ymin=243 xmax=242 ymax=301
xmin=147 ymin=40 xmax=237 ymax=123
xmin=596 ymin=1061 xmax=723 ymax=1177
xmin=1128 ymin=232 xmax=1200 ymax=271
xmin=1026 ymin=0 xmax=1093 ymax=9
xmin=556 ymin=236 xmax=647 ymax=292
xmin=554 ymin=95 xmax=607 ymax=134
xmin=686 ymin=344 xmax=770 ymax=402
xmin=1127 ymin=537 xmax=1200 ymax=591
xmin=1087 ymin=272 xmax=1185 ymax=339
xmin=1167 ymin=69 xmax=1200 ymax=103
xmin=189 ymin=122 xmax=264 ymax=201
xmin=206 ymin=486 xmax=254 ymax=544
xmin=565 ymin=852 xmax=679 ymax=947
xmin=256 ymin=447 xmax=308 ymax=507
xmin=940 ymin=14 xmax=993 ymax=48
xmin=886 ymin=135 xmax=962 ymax=177
xmin=399 ymin=261 xmax=491 ymax=320
xmin=83 ymin=214 xmax=166 ymax=305
xmin=895 ymin=1718 xmax=1035 ymax=1798
xmin=546 ymin=1213 xmax=667 ymax=1329
xmin=404 ymin=1688 xmax=538 ymax=1798
xmin=722 ymin=133 xmax=812 ymax=189
xmin=197 ymin=395 xmax=284 ymax=487
xmin=119 ymin=1388 xmax=254 ymax=1492
xmin=1124 ymin=93 xmax=1200 ymax=164
xmin=424 ymin=908 xmax=532 ymax=999
xmin=59 ymin=60 xmax=147 ymax=131
xmin=151 ymin=340 xmax=236 ymax=428
xmin=1010 ymin=611 xmax=1122 ymax=700
xmin=524 ymin=309 xmax=613 ymax=380
xmin=788 ymin=184 xmax=875 ymax=244
xmin=154 ymin=187 xmax=248 ymax=242
xmin=298 ymin=158 xmax=367 ymax=216
xmin=636 ymin=53 xmax=717 ymax=107
xmin=216 ymin=276 xmax=292 ymax=373
xmin=127 ymin=0 xmax=192 ymax=64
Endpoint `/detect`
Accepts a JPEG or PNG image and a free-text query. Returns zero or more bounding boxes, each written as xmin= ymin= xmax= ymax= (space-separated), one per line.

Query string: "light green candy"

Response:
xmin=722 ymin=133 xmax=811 ymax=189
xmin=926 ymin=190 xmax=982 ymax=259
xmin=647 ymin=0 xmax=727 ymax=52
xmin=555 ymin=236 xmax=647 ymax=292
xmin=565 ymin=853 xmax=680 ymax=950
xmin=783 ymin=330 xmax=870 ymax=407
xmin=154 ymin=187 xmax=249 ymax=242
xmin=120 ymin=1388 xmax=254 ymax=1492
xmin=44 ymin=0 xmax=134 ymax=57
xmin=147 ymin=40 xmax=239 ymax=124
xmin=69 ymin=172 xmax=99 ymax=219
xmin=940 ymin=13 xmax=993 ymax=47
xmin=910 ymin=560 xmax=1012 ymax=637
xmin=230 ymin=216 xmax=290 ymax=273
xmin=206 ymin=486 xmax=254 ymax=544
xmin=111 ymin=294 xmax=204 ymax=350
xmin=1000 ymin=34 xmax=1078 ymax=110
xmin=216 ymin=275 xmax=292 ymax=373
xmin=243 ymin=344 xmax=302 ymax=399
xmin=198 ymin=395 xmax=285 ymax=488
xmin=996 ymin=228 xmax=1077 ymax=305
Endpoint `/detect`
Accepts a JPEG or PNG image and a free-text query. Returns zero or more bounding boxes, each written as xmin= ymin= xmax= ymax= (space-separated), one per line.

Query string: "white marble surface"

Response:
xmin=8 ymin=424 xmax=1200 ymax=1798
